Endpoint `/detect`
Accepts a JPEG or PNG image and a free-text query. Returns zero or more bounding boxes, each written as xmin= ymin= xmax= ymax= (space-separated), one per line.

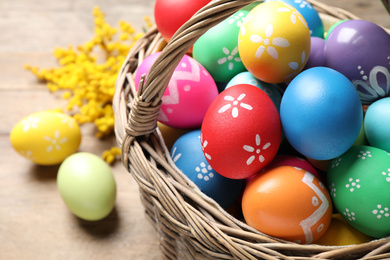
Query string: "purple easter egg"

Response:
xmin=325 ymin=20 xmax=390 ymax=104
xmin=304 ymin=37 xmax=325 ymax=69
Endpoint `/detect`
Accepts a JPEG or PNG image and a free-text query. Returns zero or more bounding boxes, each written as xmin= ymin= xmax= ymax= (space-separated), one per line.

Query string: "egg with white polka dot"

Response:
xmin=10 ymin=110 xmax=81 ymax=165
xmin=170 ymin=130 xmax=244 ymax=209
xmin=328 ymin=145 xmax=390 ymax=238
xmin=238 ymin=1 xmax=311 ymax=83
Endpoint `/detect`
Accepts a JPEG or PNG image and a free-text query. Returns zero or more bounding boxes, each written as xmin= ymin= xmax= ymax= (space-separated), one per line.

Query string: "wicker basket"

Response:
xmin=114 ymin=0 xmax=390 ymax=259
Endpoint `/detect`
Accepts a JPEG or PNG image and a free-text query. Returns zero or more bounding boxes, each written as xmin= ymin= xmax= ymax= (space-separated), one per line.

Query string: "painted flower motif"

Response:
xmin=345 ymin=178 xmax=361 ymax=192
xmin=21 ymin=115 xmax=40 ymax=133
xmin=44 ymin=130 xmax=68 ymax=152
xmin=196 ymin=162 xmax=214 ymax=181
xmin=218 ymin=93 xmax=253 ymax=118
xmin=218 ymin=46 xmax=241 ymax=71
xmin=343 ymin=208 xmax=356 ymax=221
xmin=171 ymin=146 xmax=182 ymax=163
xmin=294 ymin=0 xmax=313 ymax=9
xmin=277 ymin=3 xmax=308 ymax=27
xmin=57 ymin=113 xmax=75 ymax=129
xmin=243 ymin=134 xmax=271 ymax=165
xmin=200 ymin=133 xmax=212 ymax=160
xmin=250 ymin=24 xmax=290 ymax=60
xmin=227 ymin=11 xmax=246 ymax=28
xmin=381 ymin=168 xmax=390 ymax=182
xmin=372 ymin=205 xmax=389 ymax=219
xmin=240 ymin=14 xmax=252 ymax=36
xmin=357 ymin=150 xmax=372 ymax=159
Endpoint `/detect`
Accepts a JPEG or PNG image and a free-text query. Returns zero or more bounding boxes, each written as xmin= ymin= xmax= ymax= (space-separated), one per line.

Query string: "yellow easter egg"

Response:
xmin=315 ymin=214 xmax=373 ymax=246
xmin=10 ymin=111 xmax=82 ymax=165
xmin=157 ymin=122 xmax=190 ymax=151
xmin=238 ymin=1 xmax=311 ymax=83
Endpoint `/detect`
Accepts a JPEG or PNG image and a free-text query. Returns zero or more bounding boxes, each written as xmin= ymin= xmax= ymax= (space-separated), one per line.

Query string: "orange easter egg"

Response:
xmin=242 ymin=166 xmax=332 ymax=244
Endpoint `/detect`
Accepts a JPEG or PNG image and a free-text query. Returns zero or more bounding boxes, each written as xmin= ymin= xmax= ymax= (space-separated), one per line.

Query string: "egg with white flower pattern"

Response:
xmin=327 ymin=145 xmax=390 ymax=238
xmin=200 ymin=84 xmax=282 ymax=179
xmin=10 ymin=110 xmax=81 ymax=165
xmin=238 ymin=1 xmax=311 ymax=83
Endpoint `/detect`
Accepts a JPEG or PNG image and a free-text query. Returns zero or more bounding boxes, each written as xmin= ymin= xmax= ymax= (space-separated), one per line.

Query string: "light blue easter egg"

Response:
xmin=170 ymin=130 xmax=244 ymax=209
xmin=280 ymin=67 xmax=363 ymax=160
xmin=226 ymin=71 xmax=283 ymax=113
xmin=365 ymin=97 xmax=390 ymax=153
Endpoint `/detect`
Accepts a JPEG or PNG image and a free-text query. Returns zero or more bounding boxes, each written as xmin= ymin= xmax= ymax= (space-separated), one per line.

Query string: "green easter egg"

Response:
xmin=327 ymin=145 xmax=390 ymax=238
xmin=57 ymin=152 xmax=116 ymax=221
xmin=325 ymin=19 xmax=348 ymax=40
xmin=193 ymin=10 xmax=248 ymax=82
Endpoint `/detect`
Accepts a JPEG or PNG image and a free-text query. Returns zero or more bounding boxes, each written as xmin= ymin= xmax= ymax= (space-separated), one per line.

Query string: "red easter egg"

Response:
xmin=201 ymin=84 xmax=281 ymax=179
xmin=242 ymin=166 xmax=333 ymax=244
xmin=154 ymin=0 xmax=212 ymax=42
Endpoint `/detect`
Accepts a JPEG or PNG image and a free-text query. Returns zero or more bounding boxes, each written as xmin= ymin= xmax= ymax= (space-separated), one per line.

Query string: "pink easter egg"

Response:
xmin=135 ymin=52 xmax=219 ymax=129
xmin=267 ymin=154 xmax=322 ymax=180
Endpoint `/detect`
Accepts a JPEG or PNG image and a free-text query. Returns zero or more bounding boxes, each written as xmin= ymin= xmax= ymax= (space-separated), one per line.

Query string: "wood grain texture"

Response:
xmin=0 ymin=0 xmax=388 ymax=259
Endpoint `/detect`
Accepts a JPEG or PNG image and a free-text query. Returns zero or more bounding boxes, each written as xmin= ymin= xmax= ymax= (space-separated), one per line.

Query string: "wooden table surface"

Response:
xmin=0 ymin=1 xmax=388 ymax=259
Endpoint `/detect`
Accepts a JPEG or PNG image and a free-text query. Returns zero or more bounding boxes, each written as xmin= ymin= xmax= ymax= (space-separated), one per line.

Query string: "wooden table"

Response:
xmin=0 ymin=1 xmax=388 ymax=259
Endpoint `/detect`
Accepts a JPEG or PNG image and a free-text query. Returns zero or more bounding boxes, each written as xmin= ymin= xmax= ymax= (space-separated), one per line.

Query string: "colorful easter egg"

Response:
xmin=364 ymin=97 xmax=390 ymax=153
xmin=304 ymin=37 xmax=325 ymax=69
xmin=324 ymin=19 xmax=348 ymax=40
xmin=154 ymin=0 xmax=212 ymax=42
xmin=242 ymin=166 xmax=332 ymax=244
xmin=135 ymin=52 xmax=219 ymax=129
xmin=265 ymin=0 xmax=324 ymax=38
xmin=171 ymin=130 xmax=244 ymax=209
xmin=57 ymin=152 xmax=116 ymax=221
xmin=10 ymin=110 xmax=81 ymax=165
xmin=325 ymin=20 xmax=390 ymax=104
xmin=327 ymin=145 xmax=390 ymax=238
xmin=280 ymin=67 xmax=363 ymax=160
xmin=193 ymin=10 xmax=248 ymax=82
xmin=267 ymin=154 xmax=321 ymax=180
xmin=315 ymin=214 xmax=372 ymax=246
xmin=226 ymin=71 xmax=283 ymax=113
xmin=238 ymin=1 xmax=311 ymax=83
xmin=201 ymin=84 xmax=282 ymax=179
xmin=157 ymin=122 xmax=190 ymax=151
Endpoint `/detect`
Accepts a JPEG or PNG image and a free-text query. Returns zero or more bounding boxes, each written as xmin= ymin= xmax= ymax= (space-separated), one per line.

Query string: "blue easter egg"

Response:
xmin=265 ymin=0 xmax=324 ymax=37
xmin=226 ymin=71 xmax=283 ymax=113
xmin=364 ymin=97 xmax=390 ymax=153
xmin=280 ymin=67 xmax=363 ymax=160
xmin=170 ymin=130 xmax=244 ymax=209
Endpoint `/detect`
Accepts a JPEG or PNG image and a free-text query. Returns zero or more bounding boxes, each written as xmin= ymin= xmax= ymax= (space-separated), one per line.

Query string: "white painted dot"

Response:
xmin=256 ymin=149 xmax=260 ymax=154
xmin=181 ymin=63 xmax=187 ymax=68
xmin=167 ymin=108 xmax=173 ymax=114
xmin=317 ymin=224 xmax=324 ymax=233
xmin=209 ymin=173 xmax=214 ymax=178
xmin=378 ymin=204 xmax=382 ymax=209
xmin=360 ymin=70 xmax=365 ymax=75
xmin=233 ymin=101 xmax=238 ymax=105
xmin=197 ymin=173 xmax=203 ymax=179
xmin=204 ymin=176 xmax=209 ymax=181
xmin=184 ymin=85 xmax=191 ymax=92
xmin=363 ymin=76 xmax=368 ymax=80
xmin=202 ymin=168 xmax=208 ymax=174
xmin=312 ymin=196 xmax=319 ymax=206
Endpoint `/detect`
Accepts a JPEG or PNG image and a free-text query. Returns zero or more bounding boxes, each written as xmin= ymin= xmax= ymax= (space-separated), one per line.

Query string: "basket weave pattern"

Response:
xmin=114 ymin=0 xmax=390 ymax=259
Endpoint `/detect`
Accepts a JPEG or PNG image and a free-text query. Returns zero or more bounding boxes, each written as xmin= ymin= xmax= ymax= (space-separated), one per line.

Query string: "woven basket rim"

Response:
xmin=113 ymin=0 xmax=390 ymax=259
